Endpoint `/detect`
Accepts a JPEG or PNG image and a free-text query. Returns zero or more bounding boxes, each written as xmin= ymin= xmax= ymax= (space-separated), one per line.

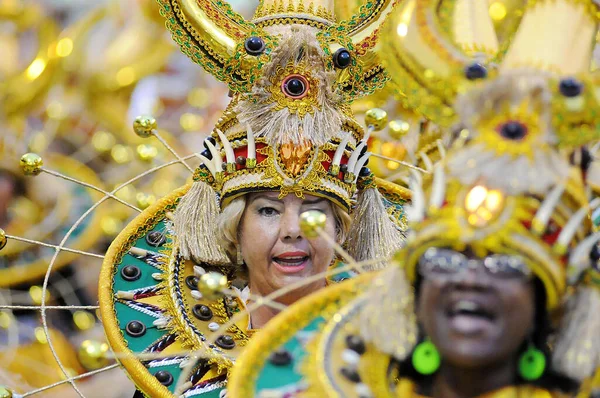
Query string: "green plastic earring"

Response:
xmin=518 ymin=345 xmax=546 ymax=381
xmin=412 ymin=339 xmax=441 ymax=375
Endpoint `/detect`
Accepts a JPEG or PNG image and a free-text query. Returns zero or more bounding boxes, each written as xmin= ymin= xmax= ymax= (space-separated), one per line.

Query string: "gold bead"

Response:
xmin=0 ymin=386 xmax=13 ymax=398
xmin=0 ymin=228 xmax=6 ymax=250
xmin=136 ymin=144 xmax=158 ymax=162
xmin=299 ymin=210 xmax=327 ymax=238
xmin=365 ymin=108 xmax=388 ymax=131
xmin=197 ymin=272 xmax=228 ymax=300
xmin=19 ymin=153 xmax=43 ymax=176
xmin=388 ymin=120 xmax=411 ymax=139
xmin=78 ymin=340 xmax=110 ymax=371
xmin=133 ymin=116 xmax=157 ymax=138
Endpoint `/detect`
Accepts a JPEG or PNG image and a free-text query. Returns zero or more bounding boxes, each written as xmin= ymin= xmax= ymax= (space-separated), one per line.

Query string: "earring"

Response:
xmin=518 ymin=343 xmax=546 ymax=381
xmin=411 ymin=338 xmax=440 ymax=375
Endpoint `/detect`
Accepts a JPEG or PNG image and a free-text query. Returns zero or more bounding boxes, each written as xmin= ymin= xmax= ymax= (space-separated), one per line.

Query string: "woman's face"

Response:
xmin=416 ymin=248 xmax=536 ymax=369
xmin=239 ymin=192 xmax=337 ymax=303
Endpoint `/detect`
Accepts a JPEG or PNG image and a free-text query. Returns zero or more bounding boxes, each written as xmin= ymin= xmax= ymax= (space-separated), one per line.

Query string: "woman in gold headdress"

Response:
xmin=98 ymin=0 xmax=408 ymax=396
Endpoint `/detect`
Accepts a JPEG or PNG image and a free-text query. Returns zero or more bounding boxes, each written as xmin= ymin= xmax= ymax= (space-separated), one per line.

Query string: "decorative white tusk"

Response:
xmin=429 ymin=163 xmax=446 ymax=210
xmin=557 ymin=198 xmax=600 ymax=249
xmin=353 ymin=152 xmax=371 ymax=182
xmin=204 ymin=140 xmax=223 ymax=171
xmin=194 ymin=265 xmax=206 ymax=276
xmin=153 ymin=318 xmax=169 ymax=328
xmin=419 ymin=151 xmax=433 ymax=172
xmin=436 ymin=139 xmax=446 ymax=159
xmin=532 ymin=184 xmax=565 ymax=234
xmin=216 ymin=129 xmax=235 ymax=164
xmin=195 ymin=153 xmax=217 ymax=177
xmin=568 ymin=232 xmax=600 ymax=284
xmin=407 ymin=170 xmax=425 ymax=222
xmin=246 ymin=124 xmax=256 ymax=160
xmin=332 ymin=134 xmax=351 ymax=167
xmin=347 ymin=141 xmax=366 ymax=173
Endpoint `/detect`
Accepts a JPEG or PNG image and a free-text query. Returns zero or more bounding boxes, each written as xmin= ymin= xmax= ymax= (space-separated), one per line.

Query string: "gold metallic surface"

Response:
xmin=19 ymin=153 xmax=43 ymax=176
xmin=78 ymin=340 xmax=110 ymax=371
xmin=299 ymin=210 xmax=327 ymax=238
xmin=133 ymin=115 xmax=157 ymax=138
xmin=364 ymin=108 xmax=388 ymax=131
xmin=197 ymin=272 xmax=228 ymax=300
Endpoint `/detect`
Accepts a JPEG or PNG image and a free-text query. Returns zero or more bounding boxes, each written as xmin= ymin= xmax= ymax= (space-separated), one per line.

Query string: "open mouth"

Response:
xmin=272 ymin=255 xmax=309 ymax=267
xmin=271 ymin=251 xmax=311 ymax=274
xmin=446 ymin=300 xmax=496 ymax=334
xmin=447 ymin=300 xmax=495 ymax=321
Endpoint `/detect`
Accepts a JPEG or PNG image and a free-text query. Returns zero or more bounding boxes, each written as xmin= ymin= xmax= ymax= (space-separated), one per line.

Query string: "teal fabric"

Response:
xmin=255 ymin=317 xmax=325 ymax=393
xmin=114 ymin=301 xmax=166 ymax=353
xmin=149 ymin=364 xmax=183 ymax=394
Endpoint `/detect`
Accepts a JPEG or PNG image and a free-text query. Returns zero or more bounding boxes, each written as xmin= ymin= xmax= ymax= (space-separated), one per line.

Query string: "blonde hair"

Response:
xmin=216 ymin=194 xmax=351 ymax=265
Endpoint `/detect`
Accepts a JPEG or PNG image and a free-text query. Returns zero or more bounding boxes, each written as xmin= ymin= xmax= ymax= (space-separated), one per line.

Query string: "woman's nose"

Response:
xmin=280 ymin=212 xmax=302 ymax=241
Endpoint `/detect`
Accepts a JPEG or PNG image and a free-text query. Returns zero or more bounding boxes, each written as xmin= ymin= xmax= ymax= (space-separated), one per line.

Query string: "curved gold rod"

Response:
xmin=157 ymin=0 xmax=265 ymax=91
xmin=377 ymin=0 xmax=500 ymax=126
xmin=0 ymin=19 xmax=61 ymax=118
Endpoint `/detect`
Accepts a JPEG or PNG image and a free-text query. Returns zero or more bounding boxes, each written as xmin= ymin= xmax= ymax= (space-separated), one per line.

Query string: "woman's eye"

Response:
xmin=258 ymin=207 xmax=279 ymax=217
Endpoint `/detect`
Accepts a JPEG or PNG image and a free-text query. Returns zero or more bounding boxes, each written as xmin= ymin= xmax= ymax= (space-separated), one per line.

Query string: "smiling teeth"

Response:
xmin=454 ymin=301 xmax=478 ymax=312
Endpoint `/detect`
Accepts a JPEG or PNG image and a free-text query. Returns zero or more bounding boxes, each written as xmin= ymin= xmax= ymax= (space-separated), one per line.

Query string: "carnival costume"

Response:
xmin=227 ymin=0 xmax=600 ymax=396
xmin=98 ymin=0 xmax=408 ymax=396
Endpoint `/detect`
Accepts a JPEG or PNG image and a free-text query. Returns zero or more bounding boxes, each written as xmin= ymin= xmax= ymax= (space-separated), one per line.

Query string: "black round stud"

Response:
xmin=333 ymin=48 xmax=351 ymax=69
xmin=559 ymin=78 xmax=583 ymax=97
xmin=192 ymin=304 xmax=213 ymax=321
xmin=340 ymin=164 xmax=348 ymax=173
xmin=203 ymin=136 xmax=216 ymax=149
xmin=345 ymin=334 xmax=366 ymax=354
xmin=360 ymin=146 xmax=367 ymax=156
xmin=244 ymin=36 xmax=265 ymax=56
xmin=154 ymin=370 xmax=174 ymax=386
xmin=200 ymin=149 xmax=213 ymax=161
xmin=146 ymin=231 xmax=166 ymax=247
xmin=284 ymin=78 xmax=306 ymax=97
xmin=121 ymin=265 xmax=141 ymax=282
xmin=359 ymin=167 xmax=371 ymax=177
xmin=126 ymin=320 xmax=146 ymax=337
xmin=216 ymin=335 xmax=236 ymax=350
xmin=499 ymin=121 xmax=527 ymax=140
xmin=465 ymin=63 xmax=487 ymax=80
xmin=269 ymin=349 xmax=293 ymax=366
xmin=590 ymin=243 xmax=600 ymax=262
xmin=340 ymin=366 xmax=361 ymax=383
xmin=186 ymin=275 xmax=199 ymax=290
xmin=236 ymin=156 xmax=246 ymax=166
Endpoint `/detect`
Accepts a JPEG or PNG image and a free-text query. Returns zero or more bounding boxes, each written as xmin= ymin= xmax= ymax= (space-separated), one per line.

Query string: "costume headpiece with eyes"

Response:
xmin=156 ymin=0 xmax=407 ymax=265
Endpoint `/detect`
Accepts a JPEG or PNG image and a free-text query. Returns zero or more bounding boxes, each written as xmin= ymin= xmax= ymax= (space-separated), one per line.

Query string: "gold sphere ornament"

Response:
xmin=0 ymin=228 xmax=6 ymax=250
xmin=388 ymin=119 xmax=411 ymax=140
xmin=365 ymin=108 xmax=388 ymax=131
xmin=299 ymin=210 xmax=327 ymax=238
xmin=0 ymin=386 xmax=13 ymax=398
xmin=133 ymin=115 xmax=157 ymax=138
xmin=19 ymin=153 xmax=43 ymax=176
xmin=78 ymin=340 xmax=110 ymax=371
xmin=197 ymin=272 xmax=228 ymax=300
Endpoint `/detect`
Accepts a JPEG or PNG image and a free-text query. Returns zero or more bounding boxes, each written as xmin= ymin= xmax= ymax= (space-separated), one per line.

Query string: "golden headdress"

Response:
xmin=380 ymin=0 xmax=600 ymax=195
xmin=155 ymin=0 xmax=408 ymax=265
